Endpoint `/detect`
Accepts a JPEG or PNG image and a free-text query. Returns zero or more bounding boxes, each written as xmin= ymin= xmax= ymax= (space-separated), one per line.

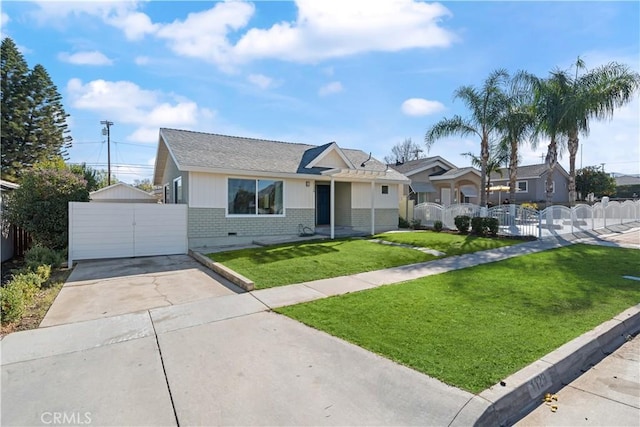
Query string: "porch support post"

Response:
xmin=330 ymin=177 xmax=335 ymax=239
xmin=370 ymin=180 xmax=376 ymax=235
xmin=450 ymin=182 xmax=455 ymax=206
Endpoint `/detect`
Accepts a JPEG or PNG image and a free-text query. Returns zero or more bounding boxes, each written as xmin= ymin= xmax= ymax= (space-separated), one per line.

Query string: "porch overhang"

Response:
xmin=320 ymin=168 xmax=410 ymax=184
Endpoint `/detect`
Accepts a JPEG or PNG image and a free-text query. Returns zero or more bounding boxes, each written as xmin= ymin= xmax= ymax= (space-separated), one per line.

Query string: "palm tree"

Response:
xmin=462 ymin=146 xmax=508 ymax=203
xmin=497 ymin=73 xmax=536 ymax=203
xmin=558 ymin=59 xmax=640 ymax=204
xmin=425 ymin=69 xmax=509 ymax=207
xmin=527 ymin=72 xmax=569 ymax=207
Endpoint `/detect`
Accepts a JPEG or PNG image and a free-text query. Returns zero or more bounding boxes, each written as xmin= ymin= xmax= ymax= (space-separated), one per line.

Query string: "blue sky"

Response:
xmin=2 ymin=1 xmax=639 ymax=183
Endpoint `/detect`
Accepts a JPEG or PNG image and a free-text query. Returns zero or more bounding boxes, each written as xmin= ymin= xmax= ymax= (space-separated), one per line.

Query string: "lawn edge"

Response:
xmin=453 ymin=303 xmax=640 ymax=427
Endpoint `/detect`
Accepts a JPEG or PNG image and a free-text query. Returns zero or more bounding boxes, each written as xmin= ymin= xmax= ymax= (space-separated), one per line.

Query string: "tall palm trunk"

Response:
xmin=509 ymin=138 xmax=518 ymax=202
xmin=480 ymin=134 xmax=489 ymax=207
xmin=567 ymin=128 xmax=579 ymax=205
xmin=545 ymin=136 xmax=558 ymax=207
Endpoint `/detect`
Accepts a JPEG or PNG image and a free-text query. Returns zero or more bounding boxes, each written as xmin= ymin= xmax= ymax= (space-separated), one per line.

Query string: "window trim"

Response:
xmin=173 ymin=176 xmax=183 ymax=204
xmin=163 ymin=183 xmax=170 ymax=204
xmin=226 ymin=177 xmax=286 ymax=217
xmin=516 ymin=180 xmax=528 ymax=193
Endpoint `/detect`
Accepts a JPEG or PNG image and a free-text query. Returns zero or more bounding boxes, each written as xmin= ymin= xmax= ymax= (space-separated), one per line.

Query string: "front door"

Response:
xmin=316 ymin=185 xmax=330 ymax=225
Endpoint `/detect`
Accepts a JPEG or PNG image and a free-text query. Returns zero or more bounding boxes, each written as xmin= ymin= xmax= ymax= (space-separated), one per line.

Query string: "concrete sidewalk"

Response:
xmin=517 ymin=335 xmax=639 ymax=426
xmin=1 ymin=225 xmax=638 ymax=426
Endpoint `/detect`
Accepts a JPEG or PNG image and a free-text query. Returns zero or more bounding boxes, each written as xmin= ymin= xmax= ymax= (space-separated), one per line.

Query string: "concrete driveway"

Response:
xmin=40 ymin=255 xmax=244 ymax=327
xmin=2 ymin=297 xmax=475 ymax=426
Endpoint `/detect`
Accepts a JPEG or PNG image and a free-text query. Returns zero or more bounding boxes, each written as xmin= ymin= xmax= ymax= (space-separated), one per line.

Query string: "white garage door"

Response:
xmin=69 ymin=202 xmax=187 ymax=264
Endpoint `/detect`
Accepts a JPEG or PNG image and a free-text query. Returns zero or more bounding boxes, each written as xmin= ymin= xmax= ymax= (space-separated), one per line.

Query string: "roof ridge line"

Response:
xmin=160 ymin=127 xmax=318 ymax=148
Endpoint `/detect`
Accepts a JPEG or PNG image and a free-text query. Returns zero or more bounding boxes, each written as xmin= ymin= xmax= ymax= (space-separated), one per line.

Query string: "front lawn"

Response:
xmin=210 ymin=238 xmax=435 ymax=288
xmin=374 ymin=230 xmax=522 ymax=256
xmin=210 ymin=232 xmax=521 ymax=288
xmin=277 ymin=244 xmax=640 ymax=393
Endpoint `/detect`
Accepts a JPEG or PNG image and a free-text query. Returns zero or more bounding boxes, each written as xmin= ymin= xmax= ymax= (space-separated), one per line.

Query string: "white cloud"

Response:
xmin=106 ymin=10 xmax=158 ymax=40
xmin=155 ymin=2 xmax=255 ymax=68
xmin=401 ymin=98 xmax=445 ymax=116
xmin=1 ymin=12 xmax=9 ymax=38
xmin=67 ymin=78 xmax=215 ymax=143
xmin=30 ymin=1 xmax=456 ymax=70
xmin=231 ymin=0 xmax=455 ymax=64
xmin=134 ymin=56 xmax=150 ymax=65
xmin=318 ymin=81 xmax=343 ymax=97
xmin=58 ymin=51 xmax=113 ymax=66
xmin=32 ymin=1 xmax=157 ymax=39
xmin=247 ymin=73 xmax=278 ymax=90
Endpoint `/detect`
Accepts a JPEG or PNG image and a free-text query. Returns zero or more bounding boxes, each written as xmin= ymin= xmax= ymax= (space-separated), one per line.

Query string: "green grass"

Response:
xmin=210 ymin=238 xmax=435 ymax=288
xmin=210 ymin=232 xmax=523 ymax=288
xmin=374 ymin=230 xmax=522 ymax=256
xmin=277 ymin=244 xmax=640 ymax=393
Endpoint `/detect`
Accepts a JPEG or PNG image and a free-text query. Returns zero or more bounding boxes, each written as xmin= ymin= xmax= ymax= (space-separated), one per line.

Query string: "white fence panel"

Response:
xmin=412 ymin=200 xmax=639 ymax=238
xmin=572 ymin=204 xmax=593 ymax=233
xmin=414 ymin=202 xmax=443 ymax=226
xmin=69 ymin=202 xmax=188 ymax=265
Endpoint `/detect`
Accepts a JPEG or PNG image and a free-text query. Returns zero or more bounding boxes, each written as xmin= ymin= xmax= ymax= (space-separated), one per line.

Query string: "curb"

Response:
xmin=451 ymin=303 xmax=640 ymax=427
xmin=188 ymin=250 xmax=255 ymax=291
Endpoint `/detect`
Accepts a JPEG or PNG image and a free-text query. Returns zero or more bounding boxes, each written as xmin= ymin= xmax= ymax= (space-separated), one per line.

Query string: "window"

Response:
xmin=516 ymin=180 xmax=528 ymax=193
xmin=228 ymin=178 xmax=283 ymax=215
xmin=173 ymin=177 xmax=183 ymax=203
xmin=381 ymin=185 xmax=389 ymax=194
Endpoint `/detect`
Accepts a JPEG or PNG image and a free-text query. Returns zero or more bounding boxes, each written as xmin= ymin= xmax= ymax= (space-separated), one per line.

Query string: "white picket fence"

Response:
xmin=413 ymin=200 xmax=640 ymax=238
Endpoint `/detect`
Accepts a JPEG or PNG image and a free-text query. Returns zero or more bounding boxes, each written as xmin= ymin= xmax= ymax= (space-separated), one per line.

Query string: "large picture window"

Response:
xmin=228 ymin=178 xmax=283 ymax=215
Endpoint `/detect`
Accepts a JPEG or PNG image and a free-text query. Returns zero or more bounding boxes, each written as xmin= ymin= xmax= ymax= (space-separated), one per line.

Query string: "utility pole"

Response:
xmin=101 ymin=120 xmax=114 ymax=185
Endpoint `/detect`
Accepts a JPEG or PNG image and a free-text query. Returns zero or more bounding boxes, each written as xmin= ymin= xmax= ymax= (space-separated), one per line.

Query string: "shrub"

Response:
xmin=0 ymin=265 xmax=52 ymax=324
xmin=25 ymin=246 xmax=63 ymax=270
xmin=433 ymin=220 xmax=443 ymax=232
xmin=0 ymin=284 xmax=26 ymax=323
xmin=521 ymin=202 xmax=538 ymax=211
xmin=399 ymin=217 xmax=410 ymax=229
xmin=410 ymin=219 xmax=422 ymax=230
xmin=471 ymin=217 xmax=485 ymax=235
xmin=454 ymin=215 xmax=471 ymax=234
xmin=485 ymin=217 xmax=499 ymax=236
xmin=4 ymin=168 xmax=89 ymax=249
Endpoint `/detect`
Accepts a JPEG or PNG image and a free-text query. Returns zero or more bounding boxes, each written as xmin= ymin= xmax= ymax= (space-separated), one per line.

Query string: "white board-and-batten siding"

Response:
xmin=351 ymin=182 xmax=399 ymax=209
xmin=188 ymin=172 xmax=314 ymax=209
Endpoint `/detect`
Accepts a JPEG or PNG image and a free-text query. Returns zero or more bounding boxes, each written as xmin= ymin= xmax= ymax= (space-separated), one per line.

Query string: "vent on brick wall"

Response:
xmin=228 ymin=232 xmax=237 ymax=236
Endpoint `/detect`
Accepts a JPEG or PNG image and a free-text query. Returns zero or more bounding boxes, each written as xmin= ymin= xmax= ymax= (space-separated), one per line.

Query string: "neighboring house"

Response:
xmin=153 ymin=128 xmax=409 ymax=247
xmin=488 ymin=164 xmax=570 ymax=205
xmin=1 ymin=179 xmax=20 ymax=262
xmin=614 ymin=174 xmax=640 ymax=199
xmin=90 ymin=182 xmax=158 ymax=203
xmin=388 ymin=157 xmax=481 ymax=210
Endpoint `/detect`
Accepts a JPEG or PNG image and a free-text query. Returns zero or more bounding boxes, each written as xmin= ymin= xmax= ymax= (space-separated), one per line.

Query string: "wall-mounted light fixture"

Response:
xmin=306 ymin=181 xmax=310 ymax=187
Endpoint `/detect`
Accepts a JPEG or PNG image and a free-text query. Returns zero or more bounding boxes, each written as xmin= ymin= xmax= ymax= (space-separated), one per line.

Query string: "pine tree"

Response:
xmin=1 ymin=38 xmax=30 ymax=181
xmin=1 ymin=38 xmax=72 ymax=181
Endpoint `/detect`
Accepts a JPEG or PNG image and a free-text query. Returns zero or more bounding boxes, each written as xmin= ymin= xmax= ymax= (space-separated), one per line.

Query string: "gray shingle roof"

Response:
xmin=615 ymin=175 xmax=640 ymax=186
xmin=159 ymin=128 xmax=407 ymax=181
xmin=489 ymin=164 xmax=549 ymax=180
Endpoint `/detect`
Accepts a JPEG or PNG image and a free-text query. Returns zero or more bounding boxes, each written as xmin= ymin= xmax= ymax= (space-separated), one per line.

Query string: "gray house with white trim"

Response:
xmin=153 ymin=128 xmax=409 ymax=247
xmin=488 ymin=164 xmax=570 ymax=204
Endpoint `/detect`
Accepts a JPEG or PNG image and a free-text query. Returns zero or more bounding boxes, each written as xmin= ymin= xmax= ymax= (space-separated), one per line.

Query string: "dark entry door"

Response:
xmin=316 ymin=185 xmax=330 ymax=225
